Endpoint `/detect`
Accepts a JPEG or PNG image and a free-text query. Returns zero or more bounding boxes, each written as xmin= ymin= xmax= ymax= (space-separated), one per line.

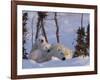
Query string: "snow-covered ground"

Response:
xmin=22 ymin=57 xmax=89 ymax=69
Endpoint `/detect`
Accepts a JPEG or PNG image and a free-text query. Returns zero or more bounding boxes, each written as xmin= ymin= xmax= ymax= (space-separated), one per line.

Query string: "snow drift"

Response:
xmin=22 ymin=57 xmax=89 ymax=69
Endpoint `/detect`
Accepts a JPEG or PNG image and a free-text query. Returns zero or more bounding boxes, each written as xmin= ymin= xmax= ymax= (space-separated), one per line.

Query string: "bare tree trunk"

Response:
xmin=81 ymin=13 xmax=83 ymax=28
xmin=35 ymin=18 xmax=41 ymax=41
xmin=54 ymin=12 xmax=60 ymax=43
xmin=35 ymin=12 xmax=48 ymax=42
xmin=41 ymin=19 xmax=48 ymax=43
xmin=31 ymin=17 xmax=34 ymax=48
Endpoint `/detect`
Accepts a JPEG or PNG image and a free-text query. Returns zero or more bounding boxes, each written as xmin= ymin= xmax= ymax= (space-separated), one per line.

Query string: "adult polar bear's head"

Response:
xmin=50 ymin=44 xmax=73 ymax=60
xmin=49 ymin=44 xmax=66 ymax=61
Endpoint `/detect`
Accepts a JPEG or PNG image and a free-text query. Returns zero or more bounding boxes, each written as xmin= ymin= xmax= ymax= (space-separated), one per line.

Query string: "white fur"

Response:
xmin=29 ymin=49 xmax=51 ymax=63
xmin=36 ymin=36 xmax=47 ymax=49
xmin=31 ymin=36 xmax=50 ymax=51
xmin=49 ymin=44 xmax=66 ymax=60
xmin=29 ymin=36 xmax=52 ymax=63
xmin=29 ymin=37 xmax=72 ymax=63
xmin=64 ymin=47 xmax=73 ymax=59
xmin=51 ymin=44 xmax=73 ymax=59
xmin=29 ymin=44 xmax=66 ymax=63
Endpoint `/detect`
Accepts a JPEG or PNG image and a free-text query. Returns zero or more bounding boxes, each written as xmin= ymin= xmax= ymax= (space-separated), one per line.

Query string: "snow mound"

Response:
xmin=22 ymin=57 xmax=90 ymax=69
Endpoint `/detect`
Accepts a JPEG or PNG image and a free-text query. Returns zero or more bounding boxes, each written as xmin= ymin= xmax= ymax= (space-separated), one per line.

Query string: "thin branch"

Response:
xmin=81 ymin=13 xmax=83 ymax=28
xmin=54 ymin=12 xmax=60 ymax=43
xmin=41 ymin=19 xmax=48 ymax=43
xmin=31 ymin=17 xmax=34 ymax=48
xmin=36 ymin=12 xmax=48 ymax=42
xmin=35 ymin=18 xmax=41 ymax=41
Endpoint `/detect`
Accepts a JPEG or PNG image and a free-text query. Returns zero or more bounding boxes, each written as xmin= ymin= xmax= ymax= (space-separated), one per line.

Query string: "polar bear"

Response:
xmin=31 ymin=35 xmax=49 ymax=51
xmin=28 ymin=43 xmax=67 ymax=63
xmin=51 ymin=44 xmax=73 ymax=59
xmin=47 ymin=44 xmax=66 ymax=61
xmin=29 ymin=49 xmax=51 ymax=63
xmin=28 ymin=35 xmax=52 ymax=63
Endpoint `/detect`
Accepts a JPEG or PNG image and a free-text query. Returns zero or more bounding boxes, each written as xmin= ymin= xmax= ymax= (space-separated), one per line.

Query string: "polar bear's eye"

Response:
xmin=47 ymin=49 xmax=50 ymax=52
xmin=41 ymin=39 xmax=44 ymax=43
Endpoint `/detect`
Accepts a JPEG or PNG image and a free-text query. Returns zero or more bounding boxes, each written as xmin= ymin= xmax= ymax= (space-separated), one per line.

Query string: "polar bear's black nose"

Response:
xmin=62 ymin=57 xmax=66 ymax=61
xmin=47 ymin=49 xmax=50 ymax=52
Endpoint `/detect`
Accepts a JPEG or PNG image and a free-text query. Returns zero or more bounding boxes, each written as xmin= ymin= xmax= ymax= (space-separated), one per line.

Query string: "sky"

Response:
xmin=23 ymin=11 xmax=90 ymax=53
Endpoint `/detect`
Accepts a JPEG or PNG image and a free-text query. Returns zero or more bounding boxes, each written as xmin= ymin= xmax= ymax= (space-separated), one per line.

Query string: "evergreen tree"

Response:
xmin=23 ymin=13 xmax=28 ymax=59
xmin=73 ymin=13 xmax=89 ymax=57
xmin=73 ymin=27 xmax=87 ymax=57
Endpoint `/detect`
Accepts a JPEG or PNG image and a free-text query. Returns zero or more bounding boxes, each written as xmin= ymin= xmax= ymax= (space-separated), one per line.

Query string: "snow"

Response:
xmin=22 ymin=57 xmax=89 ymax=69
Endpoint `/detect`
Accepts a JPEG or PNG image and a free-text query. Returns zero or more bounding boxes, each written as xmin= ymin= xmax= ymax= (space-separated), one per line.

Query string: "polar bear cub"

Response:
xmin=31 ymin=35 xmax=49 ymax=51
xmin=29 ymin=43 xmax=51 ymax=63
xmin=29 ymin=36 xmax=51 ymax=63
xmin=29 ymin=48 xmax=50 ymax=63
